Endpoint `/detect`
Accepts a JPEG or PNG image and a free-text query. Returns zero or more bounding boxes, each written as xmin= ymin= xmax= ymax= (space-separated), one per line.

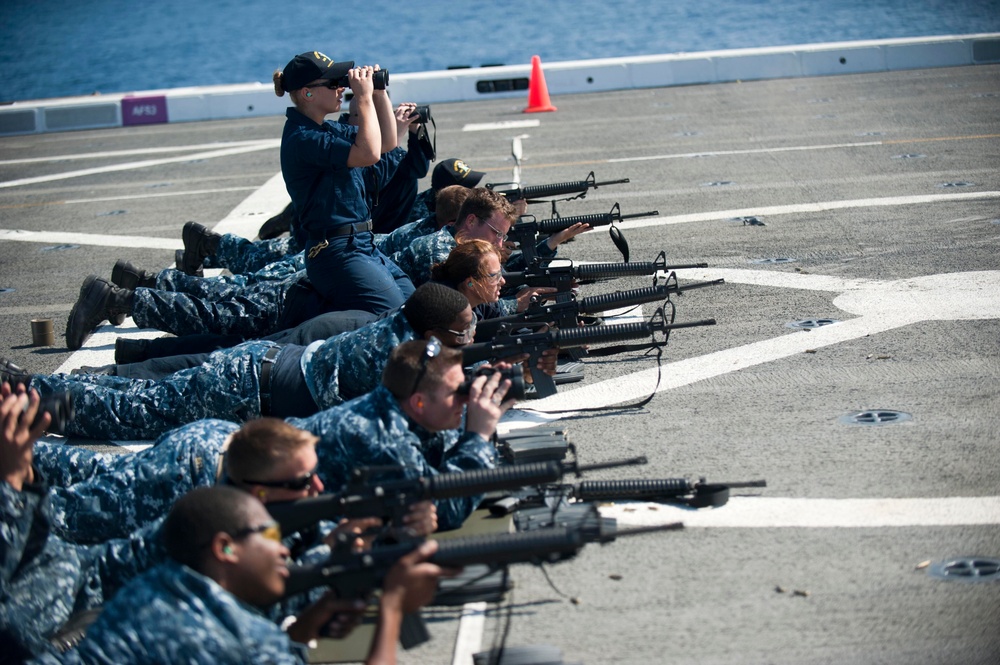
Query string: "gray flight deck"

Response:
xmin=1 ymin=63 xmax=998 ymax=664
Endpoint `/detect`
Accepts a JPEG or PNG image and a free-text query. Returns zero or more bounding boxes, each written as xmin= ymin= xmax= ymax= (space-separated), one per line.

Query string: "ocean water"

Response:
xmin=1 ymin=0 xmax=998 ymax=104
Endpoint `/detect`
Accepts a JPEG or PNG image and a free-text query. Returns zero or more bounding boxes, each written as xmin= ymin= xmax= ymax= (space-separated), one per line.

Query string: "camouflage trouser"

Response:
xmin=202 ymin=234 xmax=303 ymax=273
xmin=155 ymin=260 xmax=303 ymax=302
xmin=33 ymin=419 xmax=234 ymax=543
xmin=131 ymin=275 xmax=302 ymax=338
xmin=30 ymin=341 xmax=277 ymax=440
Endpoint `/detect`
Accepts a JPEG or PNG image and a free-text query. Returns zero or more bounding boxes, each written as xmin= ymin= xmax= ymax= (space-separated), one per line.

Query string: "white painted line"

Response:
xmin=451 ymin=602 xmax=488 ymax=665
xmin=616 ymin=191 xmax=1000 ymax=230
xmin=0 ymin=140 xmax=282 ymax=165
xmin=603 ymin=496 xmax=1000 ymax=528
xmin=212 ymin=172 xmax=290 ymax=238
xmin=503 ymin=269 xmax=1000 ymax=424
xmin=0 ymin=140 xmax=280 ymax=189
xmin=607 ymin=140 xmax=883 ymax=163
xmin=62 ymin=187 xmax=257 ymax=204
xmin=463 ymin=120 xmax=541 ymax=132
xmin=0 ymin=229 xmax=181 ymax=250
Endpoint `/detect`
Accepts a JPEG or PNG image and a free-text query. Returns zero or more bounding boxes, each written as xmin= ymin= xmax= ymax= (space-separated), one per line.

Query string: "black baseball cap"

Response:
xmin=432 ymin=158 xmax=485 ymax=191
xmin=281 ymin=51 xmax=354 ymax=92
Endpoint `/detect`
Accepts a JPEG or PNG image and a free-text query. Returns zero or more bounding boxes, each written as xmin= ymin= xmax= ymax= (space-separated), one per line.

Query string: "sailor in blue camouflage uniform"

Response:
xmin=29 ymin=486 xmax=444 ymax=665
xmin=389 ymin=187 xmax=517 ymax=287
xmin=31 ymin=419 xmax=236 ymax=543
xmin=373 ymin=184 xmax=472 ymax=257
xmin=291 ymin=338 xmax=512 ymax=531
xmin=0 ymin=386 xmax=166 ymax=660
xmin=9 ymin=283 xmax=475 ymax=441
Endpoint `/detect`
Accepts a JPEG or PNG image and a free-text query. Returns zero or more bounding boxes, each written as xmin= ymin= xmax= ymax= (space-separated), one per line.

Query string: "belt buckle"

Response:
xmin=308 ymin=239 xmax=329 ymax=259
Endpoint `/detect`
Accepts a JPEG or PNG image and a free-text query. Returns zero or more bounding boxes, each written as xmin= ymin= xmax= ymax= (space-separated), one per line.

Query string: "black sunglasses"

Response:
xmin=410 ymin=336 xmax=442 ymax=396
xmin=241 ymin=470 xmax=317 ymax=491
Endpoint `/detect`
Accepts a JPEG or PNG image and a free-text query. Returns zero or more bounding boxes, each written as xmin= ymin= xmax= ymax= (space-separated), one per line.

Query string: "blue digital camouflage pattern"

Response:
xmin=27 ymin=342 xmax=276 ymax=440
xmin=31 ymin=560 xmax=310 ymax=665
xmin=155 ymin=267 xmax=252 ymax=299
xmin=404 ymin=188 xmax=434 ymax=226
xmin=374 ymin=215 xmax=437 ymax=257
xmin=388 ymin=226 xmax=457 ymax=287
xmin=154 ymin=258 xmax=303 ymax=300
xmin=1 ymin=476 xmax=164 ymax=658
xmin=130 ymin=273 xmax=305 ymax=338
xmin=32 ymin=420 xmax=236 ymax=543
xmin=290 ymin=384 xmax=498 ymax=531
xmin=203 ymin=234 xmax=302 ymax=274
xmin=300 ymin=309 xmax=415 ymax=410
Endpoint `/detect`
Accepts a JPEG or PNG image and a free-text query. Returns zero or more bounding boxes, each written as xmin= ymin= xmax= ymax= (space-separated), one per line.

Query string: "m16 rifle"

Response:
xmin=265 ymin=456 xmax=648 ymax=536
xmin=282 ymin=513 xmax=684 ymax=599
xmin=510 ymin=203 xmax=657 ymax=263
xmin=477 ymin=272 xmax=725 ymax=342
xmin=489 ymin=476 xmax=769 ymax=515
xmin=463 ymin=308 xmax=716 ymax=398
xmin=503 ymin=251 xmax=709 ymax=293
xmin=486 ymin=171 xmax=630 ymax=217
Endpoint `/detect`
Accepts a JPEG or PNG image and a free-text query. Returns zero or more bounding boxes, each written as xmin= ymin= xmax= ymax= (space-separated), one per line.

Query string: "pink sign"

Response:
xmin=122 ymin=96 xmax=168 ymax=126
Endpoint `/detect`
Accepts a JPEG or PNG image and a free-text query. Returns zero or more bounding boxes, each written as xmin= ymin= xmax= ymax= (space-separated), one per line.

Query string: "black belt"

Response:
xmin=306 ymin=221 xmax=373 ymax=258
xmin=258 ymin=346 xmax=281 ymax=416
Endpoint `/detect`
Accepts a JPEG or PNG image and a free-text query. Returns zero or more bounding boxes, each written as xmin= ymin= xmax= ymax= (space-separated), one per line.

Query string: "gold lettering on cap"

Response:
xmin=313 ymin=51 xmax=334 ymax=68
xmin=453 ymin=160 xmax=472 ymax=177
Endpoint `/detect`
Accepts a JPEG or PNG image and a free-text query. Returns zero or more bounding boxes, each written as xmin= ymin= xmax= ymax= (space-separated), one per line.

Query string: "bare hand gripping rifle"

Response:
xmin=510 ymin=203 xmax=657 ymax=263
xmin=503 ymin=251 xmax=709 ymax=293
xmin=477 ymin=272 xmax=725 ymax=342
xmin=463 ymin=308 xmax=716 ymax=398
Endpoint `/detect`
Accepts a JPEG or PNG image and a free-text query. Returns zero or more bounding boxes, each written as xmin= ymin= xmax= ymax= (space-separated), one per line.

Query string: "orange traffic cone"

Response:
xmin=524 ymin=55 xmax=557 ymax=113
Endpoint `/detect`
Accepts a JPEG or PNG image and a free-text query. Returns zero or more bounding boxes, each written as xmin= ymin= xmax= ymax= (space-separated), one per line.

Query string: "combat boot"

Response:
xmin=175 ymin=250 xmax=204 ymax=278
xmin=0 ymin=357 xmax=33 ymax=388
xmin=108 ymin=261 xmax=155 ymax=325
xmin=66 ymin=276 xmax=135 ymax=350
xmin=258 ymin=203 xmax=294 ymax=239
xmin=111 ymin=260 xmax=157 ymax=290
xmin=180 ymin=221 xmax=221 ymax=275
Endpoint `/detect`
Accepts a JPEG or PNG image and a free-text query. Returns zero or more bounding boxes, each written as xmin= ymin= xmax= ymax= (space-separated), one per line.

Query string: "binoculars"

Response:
xmin=334 ymin=69 xmax=389 ymax=90
xmin=23 ymin=391 xmax=74 ymax=436
xmin=457 ymin=365 xmax=526 ymax=401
